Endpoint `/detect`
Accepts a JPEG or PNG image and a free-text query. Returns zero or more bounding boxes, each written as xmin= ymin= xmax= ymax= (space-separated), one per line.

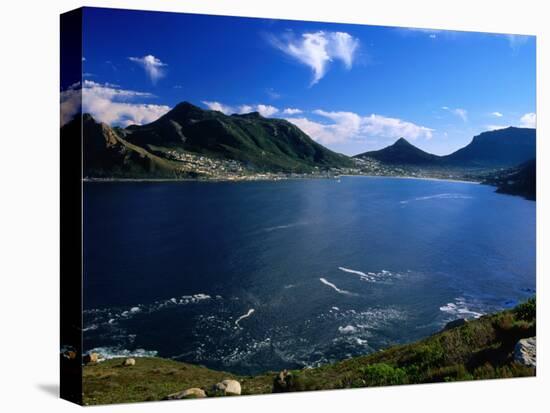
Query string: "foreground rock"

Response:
xmin=83 ymin=353 xmax=99 ymax=364
xmin=514 ymin=337 xmax=536 ymax=368
xmin=213 ymin=379 xmax=241 ymax=396
xmin=122 ymin=358 xmax=136 ymax=367
xmin=165 ymin=388 xmax=207 ymax=400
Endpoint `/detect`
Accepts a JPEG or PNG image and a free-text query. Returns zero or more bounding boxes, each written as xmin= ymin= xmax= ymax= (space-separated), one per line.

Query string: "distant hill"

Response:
xmin=483 ymin=159 xmax=536 ymax=200
xmin=442 ymin=127 xmax=536 ymax=168
xmin=354 ymin=127 xmax=536 ymax=169
xmin=122 ymin=102 xmax=352 ymax=172
xmin=354 ymin=137 xmax=440 ymax=165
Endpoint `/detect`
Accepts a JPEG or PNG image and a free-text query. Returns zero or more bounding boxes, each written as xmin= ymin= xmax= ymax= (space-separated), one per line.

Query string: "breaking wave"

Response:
xmin=320 ymin=277 xmax=355 ymax=296
xmin=400 ymin=193 xmax=473 ymax=204
xmin=235 ymin=309 xmax=255 ymax=328
xmin=338 ymin=267 xmax=404 ymax=283
xmin=439 ymin=297 xmax=485 ymax=319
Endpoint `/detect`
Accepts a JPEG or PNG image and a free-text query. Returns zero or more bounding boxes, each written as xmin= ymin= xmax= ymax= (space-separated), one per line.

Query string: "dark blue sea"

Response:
xmin=83 ymin=177 xmax=536 ymax=374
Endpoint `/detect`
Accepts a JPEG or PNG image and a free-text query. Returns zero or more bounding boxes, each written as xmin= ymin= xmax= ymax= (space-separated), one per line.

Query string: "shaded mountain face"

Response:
xmin=62 ymin=114 xmax=180 ymax=178
xmin=483 ymin=158 xmax=536 ymax=200
xmin=442 ymin=127 xmax=536 ymax=168
xmin=354 ymin=137 xmax=440 ymax=165
xmin=122 ymin=102 xmax=352 ymax=172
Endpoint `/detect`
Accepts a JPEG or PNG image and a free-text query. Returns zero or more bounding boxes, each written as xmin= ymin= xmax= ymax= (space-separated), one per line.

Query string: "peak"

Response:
xmin=232 ymin=111 xmax=262 ymax=119
xmin=82 ymin=113 xmax=95 ymax=122
xmin=393 ymin=137 xmax=412 ymax=146
xmin=172 ymin=101 xmax=202 ymax=112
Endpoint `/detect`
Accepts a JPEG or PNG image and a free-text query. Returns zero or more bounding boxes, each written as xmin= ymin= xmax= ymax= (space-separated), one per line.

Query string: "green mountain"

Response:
xmin=442 ymin=127 xmax=536 ymax=168
xmin=483 ymin=159 xmax=536 ymax=200
xmin=122 ymin=102 xmax=352 ymax=172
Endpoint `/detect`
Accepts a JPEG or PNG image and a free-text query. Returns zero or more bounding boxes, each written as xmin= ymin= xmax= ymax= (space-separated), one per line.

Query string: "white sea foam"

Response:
xmin=338 ymin=325 xmax=357 ymax=334
xmin=83 ymin=293 xmax=217 ymax=330
xmin=338 ymin=267 xmax=402 ymax=283
xmin=320 ymin=278 xmax=354 ymax=295
xmin=400 ymin=193 xmax=473 ymax=204
xmin=439 ymin=297 xmax=484 ymax=319
xmin=235 ymin=309 xmax=255 ymax=328
xmin=85 ymin=346 xmax=158 ymax=361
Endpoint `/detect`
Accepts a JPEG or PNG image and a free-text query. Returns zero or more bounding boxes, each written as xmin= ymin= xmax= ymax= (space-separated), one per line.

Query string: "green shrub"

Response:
xmin=361 ymin=363 xmax=407 ymax=386
xmin=514 ymin=297 xmax=536 ymax=322
xmin=410 ymin=342 xmax=445 ymax=368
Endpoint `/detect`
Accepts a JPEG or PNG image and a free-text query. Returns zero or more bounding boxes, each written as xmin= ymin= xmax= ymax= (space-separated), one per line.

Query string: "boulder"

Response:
xmin=443 ymin=318 xmax=467 ymax=331
xmin=122 ymin=358 xmax=136 ymax=367
xmin=83 ymin=352 xmax=99 ymax=364
xmin=165 ymin=388 xmax=207 ymax=400
xmin=514 ymin=336 xmax=536 ymax=368
xmin=213 ymin=379 xmax=241 ymax=396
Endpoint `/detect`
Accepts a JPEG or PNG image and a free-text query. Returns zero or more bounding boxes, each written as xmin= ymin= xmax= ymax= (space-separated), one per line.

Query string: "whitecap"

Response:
xmin=439 ymin=297 xmax=484 ymax=319
xmin=320 ymin=278 xmax=355 ymax=296
xmin=401 ymin=193 xmax=473 ymax=204
xmin=235 ymin=308 xmax=255 ymax=328
xmin=338 ymin=325 xmax=357 ymax=334
xmin=85 ymin=346 xmax=158 ymax=361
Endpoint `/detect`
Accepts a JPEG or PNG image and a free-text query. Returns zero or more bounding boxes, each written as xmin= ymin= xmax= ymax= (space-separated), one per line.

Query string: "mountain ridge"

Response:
xmin=355 ymin=126 xmax=536 ymax=168
xmin=122 ymin=101 xmax=353 ymax=172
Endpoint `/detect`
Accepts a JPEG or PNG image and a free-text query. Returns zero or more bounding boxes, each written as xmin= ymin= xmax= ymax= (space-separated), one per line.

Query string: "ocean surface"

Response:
xmin=83 ymin=177 xmax=536 ymax=374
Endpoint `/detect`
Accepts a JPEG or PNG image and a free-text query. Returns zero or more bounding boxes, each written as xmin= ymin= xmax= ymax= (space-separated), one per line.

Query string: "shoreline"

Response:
xmin=83 ymin=173 xmax=482 ymax=185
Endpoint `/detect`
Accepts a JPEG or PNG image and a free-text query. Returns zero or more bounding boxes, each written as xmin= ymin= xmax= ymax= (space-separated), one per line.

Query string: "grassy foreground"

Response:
xmin=83 ymin=298 xmax=535 ymax=405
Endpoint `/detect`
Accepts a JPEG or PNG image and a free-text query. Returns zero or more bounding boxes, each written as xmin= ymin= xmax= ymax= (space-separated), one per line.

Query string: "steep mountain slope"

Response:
xmin=62 ymin=114 xmax=183 ymax=178
xmin=354 ymin=137 xmax=440 ymax=165
xmin=122 ymin=102 xmax=352 ymax=172
xmin=443 ymin=127 xmax=536 ymax=167
xmin=483 ymin=159 xmax=536 ymax=200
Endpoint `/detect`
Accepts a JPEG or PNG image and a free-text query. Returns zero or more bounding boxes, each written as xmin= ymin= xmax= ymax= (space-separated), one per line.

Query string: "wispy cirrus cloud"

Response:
xmin=287 ymin=109 xmax=434 ymax=145
xmin=442 ymin=106 xmax=468 ymax=122
xmin=507 ymin=34 xmax=531 ymax=51
xmin=269 ymin=31 xmax=359 ymax=85
xmin=202 ymin=101 xmax=279 ymax=117
xmin=60 ymin=80 xmax=171 ymax=127
xmin=129 ymin=54 xmax=167 ymax=84
xmin=491 ymin=111 xmax=503 ymax=118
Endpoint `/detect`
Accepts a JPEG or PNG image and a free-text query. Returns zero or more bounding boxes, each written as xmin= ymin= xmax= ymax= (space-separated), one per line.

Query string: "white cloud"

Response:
xmin=520 ymin=112 xmax=536 ymax=128
xmin=202 ymin=101 xmax=279 ymax=117
xmin=442 ymin=106 xmax=468 ymax=122
xmin=486 ymin=124 xmax=508 ymax=131
xmin=60 ymin=81 xmax=171 ymax=127
xmin=491 ymin=111 xmax=503 ymax=118
xmin=60 ymin=83 xmax=82 ymax=126
xmin=286 ymin=110 xmax=434 ymax=145
xmin=129 ymin=55 xmax=167 ymax=84
xmin=270 ymin=31 xmax=359 ymax=85
xmin=282 ymin=108 xmax=303 ymax=115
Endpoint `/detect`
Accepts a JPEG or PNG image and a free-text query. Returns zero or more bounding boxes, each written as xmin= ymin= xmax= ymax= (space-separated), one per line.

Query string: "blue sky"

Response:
xmin=73 ymin=7 xmax=536 ymax=156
